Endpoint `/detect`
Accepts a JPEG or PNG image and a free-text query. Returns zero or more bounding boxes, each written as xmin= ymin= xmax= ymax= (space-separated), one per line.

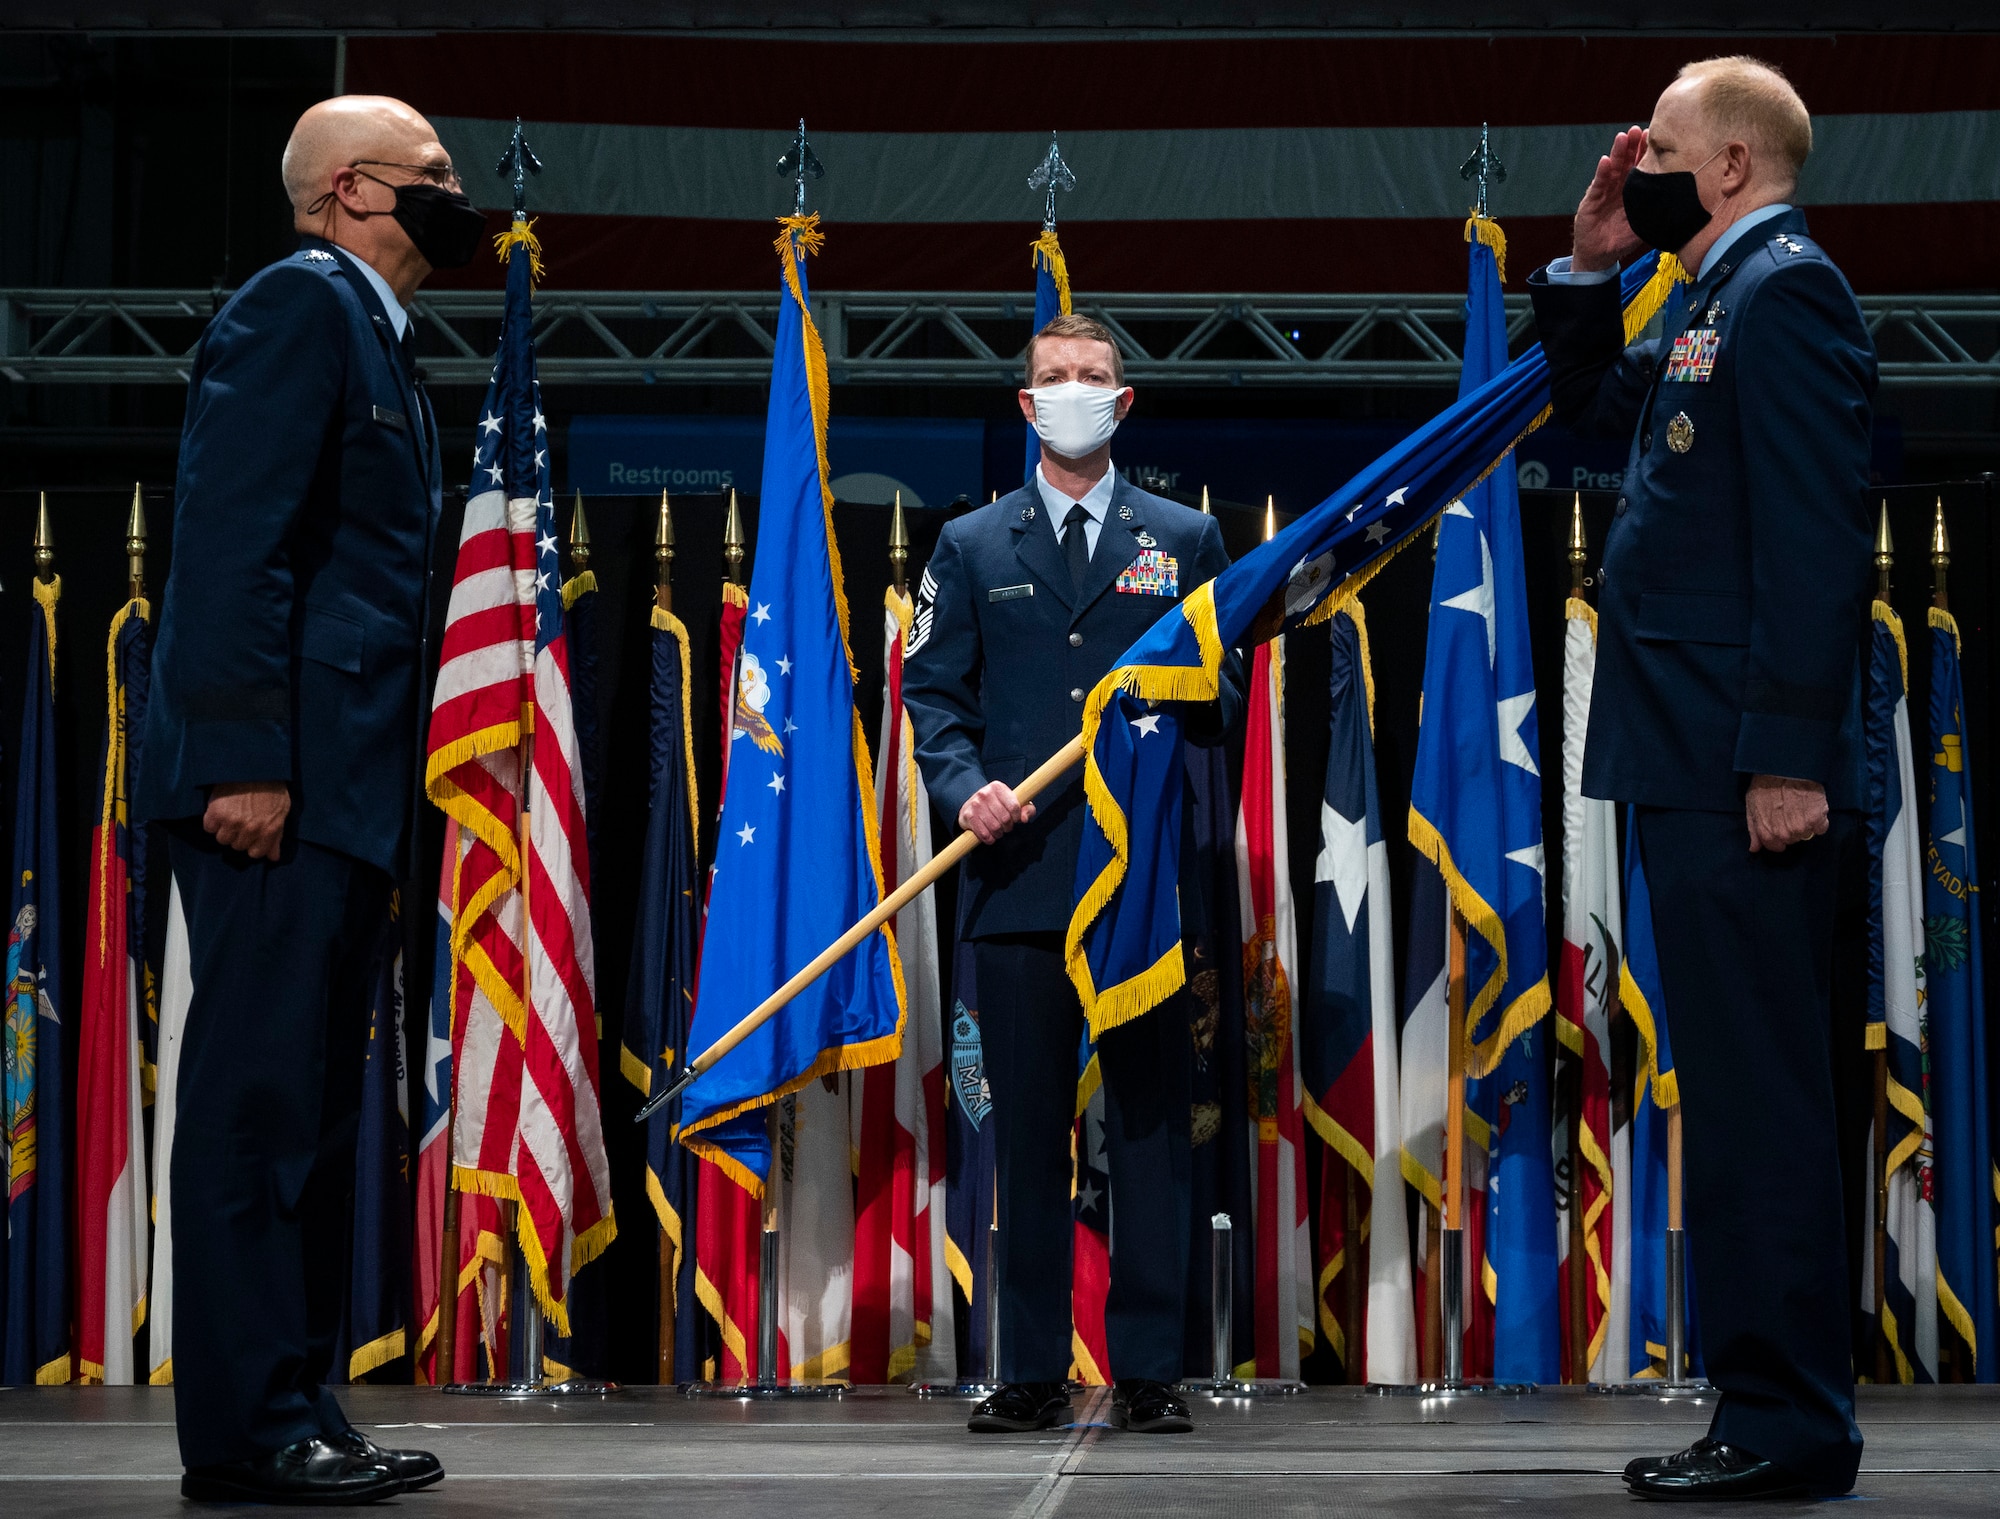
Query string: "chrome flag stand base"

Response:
xmin=443 ymin=1250 xmax=621 ymax=1395
xmin=1589 ymin=1227 xmax=1707 ymax=1398
xmin=1178 ymin=1214 xmax=1307 ymax=1397
xmin=916 ymin=1216 xmax=1005 ymax=1397
xmin=687 ymin=1225 xmax=843 ymax=1399
xmin=1368 ymin=1228 xmax=1532 ymax=1397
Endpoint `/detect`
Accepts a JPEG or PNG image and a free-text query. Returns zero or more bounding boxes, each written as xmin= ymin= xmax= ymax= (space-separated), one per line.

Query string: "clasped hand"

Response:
xmin=1745 ymin=774 xmax=1828 ymax=854
xmin=203 ymin=781 xmax=291 ymax=861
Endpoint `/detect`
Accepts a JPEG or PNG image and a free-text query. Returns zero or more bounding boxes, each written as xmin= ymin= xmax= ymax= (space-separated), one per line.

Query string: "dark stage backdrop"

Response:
xmin=0 ymin=478 xmax=1991 ymax=1384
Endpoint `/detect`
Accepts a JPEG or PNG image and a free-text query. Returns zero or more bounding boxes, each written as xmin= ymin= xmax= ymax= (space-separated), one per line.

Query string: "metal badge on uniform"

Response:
xmin=372 ymin=404 xmax=407 ymax=431
xmin=1117 ymin=548 xmax=1178 ymax=597
xmin=303 ymin=249 xmax=334 ymax=261
xmin=1664 ymin=328 xmax=1719 ymax=382
xmin=988 ymin=583 xmax=1034 ymax=603
xmin=1135 ymin=530 xmax=1158 ymax=548
xmin=1666 ymin=412 xmax=1696 ymax=454
xmin=1021 ymin=506 xmax=1035 ymax=521
xmin=1118 ymin=505 xmax=1133 ymax=521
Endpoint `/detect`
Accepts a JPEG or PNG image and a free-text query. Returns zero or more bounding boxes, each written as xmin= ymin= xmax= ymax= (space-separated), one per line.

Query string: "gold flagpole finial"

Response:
xmin=888 ymin=489 xmax=909 ymax=595
xmin=723 ymin=486 xmax=746 ymax=585
xmin=1873 ymin=500 xmax=1893 ymax=600
xmin=33 ymin=491 xmax=54 ymax=582
xmin=655 ymin=489 xmax=675 ymax=614
xmin=1568 ymin=490 xmax=1587 ymax=595
xmin=1932 ymin=495 xmax=1951 ymax=611
xmin=569 ymin=488 xmax=592 ymax=573
xmin=1263 ymin=495 xmax=1276 ymax=543
xmin=127 ymin=482 xmax=148 ymax=600
xmin=1199 ymin=485 xmax=1211 ymax=516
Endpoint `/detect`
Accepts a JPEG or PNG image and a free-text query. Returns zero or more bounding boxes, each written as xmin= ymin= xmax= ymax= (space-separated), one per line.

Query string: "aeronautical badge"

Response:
xmin=1116 ymin=548 xmax=1179 ymax=596
xmin=1666 ymin=412 xmax=1695 ymax=454
xmin=1136 ymin=530 xmax=1158 ymax=548
xmin=1664 ymin=328 xmax=1719 ymax=382
xmin=950 ymin=1001 xmax=992 ymax=1129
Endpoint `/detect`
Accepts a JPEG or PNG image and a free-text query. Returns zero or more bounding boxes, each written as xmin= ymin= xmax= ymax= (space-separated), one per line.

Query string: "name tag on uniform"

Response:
xmin=1117 ymin=549 xmax=1179 ymax=597
xmin=1663 ymin=328 xmax=1719 ymax=382
xmin=372 ymin=404 xmax=408 ymax=431
xmin=988 ymin=583 xmax=1034 ymax=603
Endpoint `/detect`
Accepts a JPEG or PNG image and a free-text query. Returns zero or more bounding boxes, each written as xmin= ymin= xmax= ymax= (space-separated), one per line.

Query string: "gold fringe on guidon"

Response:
xmin=495 ymin=215 xmax=545 ymax=284
xmin=672 ymin=214 xmax=909 ymax=1184
xmin=559 ymin=570 xmax=597 ymax=610
xmin=1932 ymin=603 xmax=1961 ymax=653
xmin=1031 ymin=228 xmax=1073 ymax=316
xmin=1464 ymin=214 xmax=1508 ymax=284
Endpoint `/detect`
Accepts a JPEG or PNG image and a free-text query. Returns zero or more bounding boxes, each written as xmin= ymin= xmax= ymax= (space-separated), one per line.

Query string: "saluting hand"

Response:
xmin=204 ymin=780 xmax=292 ymax=861
xmin=1745 ymin=774 xmax=1830 ymax=854
xmin=959 ymin=780 xmax=1035 ymax=846
xmin=1572 ymin=126 xmax=1650 ymax=273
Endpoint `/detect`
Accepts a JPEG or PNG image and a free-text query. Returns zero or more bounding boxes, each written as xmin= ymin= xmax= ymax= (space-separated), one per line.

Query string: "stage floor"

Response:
xmin=4 ymin=1383 xmax=1998 ymax=1515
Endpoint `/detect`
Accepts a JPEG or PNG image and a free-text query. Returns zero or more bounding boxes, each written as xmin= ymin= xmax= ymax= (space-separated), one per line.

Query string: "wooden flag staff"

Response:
xmin=636 ymin=732 xmax=1084 ymax=1123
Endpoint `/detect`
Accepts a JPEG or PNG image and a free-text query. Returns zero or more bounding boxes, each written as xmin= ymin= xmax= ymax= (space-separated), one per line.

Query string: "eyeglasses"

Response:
xmin=351 ymin=159 xmax=463 ymax=190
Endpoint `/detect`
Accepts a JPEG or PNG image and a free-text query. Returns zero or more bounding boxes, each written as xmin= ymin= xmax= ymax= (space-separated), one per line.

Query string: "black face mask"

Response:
xmin=379 ymin=180 xmax=487 ymax=269
xmin=1621 ymin=159 xmax=1717 ymax=256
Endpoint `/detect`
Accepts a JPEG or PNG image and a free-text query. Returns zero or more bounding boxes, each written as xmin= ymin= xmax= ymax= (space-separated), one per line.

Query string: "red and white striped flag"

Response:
xmin=426 ymin=224 xmax=614 ymax=1333
xmin=850 ymin=586 xmax=954 ymax=1385
xmin=1238 ymin=637 xmax=1312 ymax=1379
xmin=1556 ymin=593 xmax=1621 ymax=1380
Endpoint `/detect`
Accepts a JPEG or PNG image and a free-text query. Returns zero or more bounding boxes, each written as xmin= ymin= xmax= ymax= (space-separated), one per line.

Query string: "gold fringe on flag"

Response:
xmin=495 ymin=215 xmax=545 ymax=284
xmin=1031 ymin=228 xmax=1073 ymax=315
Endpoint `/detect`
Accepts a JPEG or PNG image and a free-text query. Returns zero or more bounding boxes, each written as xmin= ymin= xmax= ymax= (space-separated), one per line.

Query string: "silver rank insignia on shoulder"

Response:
xmin=1136 ymin=530 xmax=1158 ymax=547
xmin=1118 ymin=505 xmax=1134 ymax=521
xmin=303 ymin=249 xmax=334 ymax=261
xmin=1021 ymin=505 xmax=1035 ymax=521
xmin=1666 ymin=411 xmax=1695 ymax=453
xmin=1773 ymin=233 xmax=1806 ymax=256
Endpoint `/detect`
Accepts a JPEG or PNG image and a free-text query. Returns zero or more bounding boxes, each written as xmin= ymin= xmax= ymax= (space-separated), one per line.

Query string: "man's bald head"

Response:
xmin=282 ymin=96 xmax=442 ymax=222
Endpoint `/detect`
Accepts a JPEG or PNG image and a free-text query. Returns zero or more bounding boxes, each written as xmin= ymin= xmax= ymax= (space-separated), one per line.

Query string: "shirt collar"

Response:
xmin=1035 ymin=462 xmax=1117 ymax=526
xmin=344 ymin=250 xmax=410 ymax=340
xmin=1697 ymin=201 xmax=1792 ymax=283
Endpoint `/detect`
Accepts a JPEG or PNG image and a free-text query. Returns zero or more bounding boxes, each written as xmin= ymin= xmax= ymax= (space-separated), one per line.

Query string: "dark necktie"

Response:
xmin=1063 ymin=503 xmax=1092 ymax=599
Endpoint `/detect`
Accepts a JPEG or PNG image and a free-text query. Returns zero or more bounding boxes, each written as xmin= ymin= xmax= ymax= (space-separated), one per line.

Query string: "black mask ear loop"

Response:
xmin=302 ymin=167 xmax=395 ymax=219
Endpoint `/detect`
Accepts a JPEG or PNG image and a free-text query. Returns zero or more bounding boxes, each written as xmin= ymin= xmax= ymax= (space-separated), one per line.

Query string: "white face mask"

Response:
xmin=1030 ymin=380 xmax=1127 ymax=460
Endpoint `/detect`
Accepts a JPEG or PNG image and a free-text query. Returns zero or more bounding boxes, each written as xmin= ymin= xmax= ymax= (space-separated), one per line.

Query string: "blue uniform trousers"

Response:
xmin=1636 ymin=807 xmax=1865 ymax=1493
xmin=977 ymin=933 xmax=1191 ymax=1384
xmin=167 ymin=827 xmax=391 ymax=1467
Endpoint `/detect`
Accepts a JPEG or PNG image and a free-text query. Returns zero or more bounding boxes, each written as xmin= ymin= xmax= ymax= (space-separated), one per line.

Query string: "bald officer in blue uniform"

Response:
xmin=1529 ymin=57 xmax=1875 ymax=1501
xmin=904 ymin=313 xmax=1242 ymax=1435
xmin=136 ymin=96 xmax=486 ymax=1506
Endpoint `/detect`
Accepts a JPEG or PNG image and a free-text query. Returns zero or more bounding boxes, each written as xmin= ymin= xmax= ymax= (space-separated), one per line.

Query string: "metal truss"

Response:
xmin=4 ymin=287 xmax=1997 ymax=388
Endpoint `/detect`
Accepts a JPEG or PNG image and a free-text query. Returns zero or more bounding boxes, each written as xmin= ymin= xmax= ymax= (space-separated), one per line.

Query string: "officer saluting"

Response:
xmin=904 ymin=313 xmax=1241 ymax=1434
xmin=136 ymin=96 xmax=484 ymax=1504
xmin=1529 ymin=57 xmax=1874 ymax=1500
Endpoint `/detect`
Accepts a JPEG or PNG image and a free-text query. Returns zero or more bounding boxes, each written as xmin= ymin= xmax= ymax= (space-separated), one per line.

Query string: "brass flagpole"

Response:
xmin=655 ymin=489 xmax=677 ymax=1388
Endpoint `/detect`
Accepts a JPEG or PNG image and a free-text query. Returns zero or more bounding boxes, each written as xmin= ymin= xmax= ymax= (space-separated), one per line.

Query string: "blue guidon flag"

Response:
xmin=679 ymin=214 xmax=906 ymax=1189
xmin=1063 ymin=252 xmax=1689 ymax=1039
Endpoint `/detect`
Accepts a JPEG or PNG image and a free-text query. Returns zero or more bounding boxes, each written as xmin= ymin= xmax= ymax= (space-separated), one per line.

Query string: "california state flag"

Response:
xmin=1238 ymin=637 xmax=1313 ymax=1379
xmin=850 ymin=587 xmax=955 ymax=1383
xmin=1555 ymin=593 xmax=1620 ymax=1380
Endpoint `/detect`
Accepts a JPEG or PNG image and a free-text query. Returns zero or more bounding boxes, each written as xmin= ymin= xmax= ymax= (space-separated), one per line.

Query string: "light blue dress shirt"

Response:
xmin=1037 ymin=461 xmax=1117 ymax=557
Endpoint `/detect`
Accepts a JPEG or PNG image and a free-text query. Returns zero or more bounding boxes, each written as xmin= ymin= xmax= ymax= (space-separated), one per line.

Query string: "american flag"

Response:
xmin=426 ymin=221 xmax=615 ymax=1334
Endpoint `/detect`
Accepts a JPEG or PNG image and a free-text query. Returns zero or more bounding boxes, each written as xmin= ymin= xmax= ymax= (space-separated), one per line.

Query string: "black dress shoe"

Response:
xmin=334 ymin=1428 xmax=445 ymax=1490
xmin=1111 ymin=1379 xmax=1193 ymax=1433
xmin=1623 ymin=1439 xmax=1806 ymax=1501
xmin=968 ymin=1381 xmax=1072 ymax=1432
xmin=181 ymin=1436 xmax=403 ymax=1505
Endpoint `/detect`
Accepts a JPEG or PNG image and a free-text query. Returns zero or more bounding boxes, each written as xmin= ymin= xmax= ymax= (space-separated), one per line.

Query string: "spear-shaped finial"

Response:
xmin=127 ymin=482 xmax=148 ymax=600
xmin=1459 ymin=122 xmax=1508 ymax=219
xmin=1027 ymin=131 xmax=1076 ymax=232
xmin=724 ymin=486 xmax=746 ymax=585
xmin=1932 ymin=496 xmax=1951 ymax=610
xmin=777 ymin=119 xmax=824 ymax=218
xmin=34 ymin=490 xmax=54 ymax=582
xmin=1199 ymin=484 xmax=1211 ymax=516
xmin=889 ymin=490 xmax=910 ymax=595
xmin=655 ymin=489 xmax=675 ymax=613
xmin=495 ymin=116 xmax=543 ymax=217
xmin=1568 ymin=490 xmax=1587 ymax=594
xmin=1263 ymin=495 xmax=1276 ymax=543
xmin=569 ymin=488 xmax=591 ymax=573
xmin=1874 ymin=500 xmax=1894 ymax=600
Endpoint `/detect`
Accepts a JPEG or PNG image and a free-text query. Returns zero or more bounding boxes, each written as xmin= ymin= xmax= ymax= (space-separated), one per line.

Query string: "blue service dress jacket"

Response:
xmin=903 ymin=475 xmax=1243 ymax=937
xmin=135 ymin=237 xmax=442 ymax=876
xmin=1528 ymin=209 xmax=1877 ymax=813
